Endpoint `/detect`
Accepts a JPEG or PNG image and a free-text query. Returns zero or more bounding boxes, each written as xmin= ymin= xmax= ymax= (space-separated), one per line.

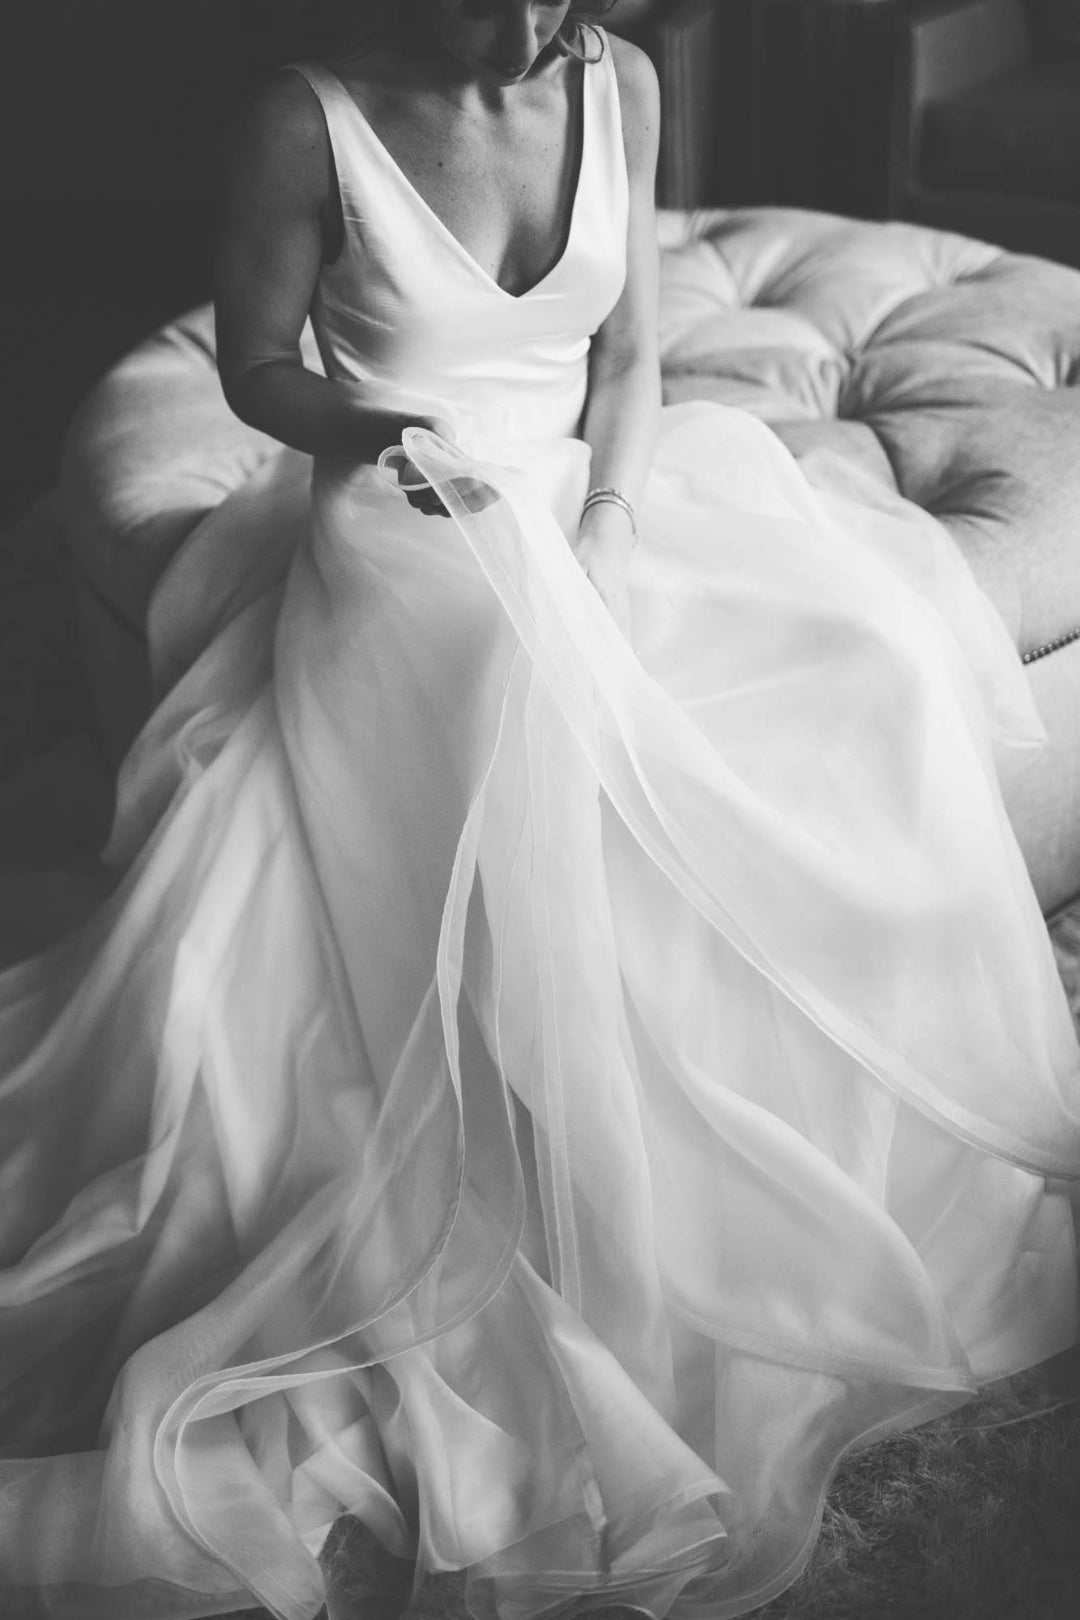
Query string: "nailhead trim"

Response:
xmin=1022 ymin=627 xmax=1080 ymax=665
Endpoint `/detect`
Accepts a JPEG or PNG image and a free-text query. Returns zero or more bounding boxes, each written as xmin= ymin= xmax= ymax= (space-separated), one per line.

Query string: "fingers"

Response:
xmin=410 ymin=414 xmax=457 ymax=444
xmin=609 ymin=597 xmax=633 ymax=639
xmin=396 ymin=456 xmax=427 ymax=492
xmin=449 ymin=476 xmax=499 ymax=514
xmin=398 ymin=457 xmax=448 ymax=517
xmin=407 ymin=491 xmax=449 ymax=517
xmin=389 ymin=434 xmax=498 ymax=520
xmin=584 ymin=568 xmax=632 ymax=639
xmin=395 ymin=459 xmax=499 ymax=519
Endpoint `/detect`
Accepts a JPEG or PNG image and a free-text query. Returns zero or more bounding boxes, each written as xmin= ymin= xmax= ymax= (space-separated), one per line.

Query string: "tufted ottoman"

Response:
xmin=61 ymin=207 xmax=1080 ymax=914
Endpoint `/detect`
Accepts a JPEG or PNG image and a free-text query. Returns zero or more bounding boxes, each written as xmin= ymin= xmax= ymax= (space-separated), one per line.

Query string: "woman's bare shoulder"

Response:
xmin=224 ymin=69 xmax=332 ymax=201
xmin=605 ymin=32 xmax=660 ymax=168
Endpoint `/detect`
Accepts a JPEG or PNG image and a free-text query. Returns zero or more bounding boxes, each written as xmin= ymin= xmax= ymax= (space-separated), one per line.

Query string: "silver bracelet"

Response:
xmin=581 ymin=486 xmax=638 ymax=542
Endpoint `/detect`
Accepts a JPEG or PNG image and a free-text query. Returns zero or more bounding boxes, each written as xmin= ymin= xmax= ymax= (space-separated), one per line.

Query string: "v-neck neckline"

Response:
xmin=318 ymin=59 xmax=589 ymax=303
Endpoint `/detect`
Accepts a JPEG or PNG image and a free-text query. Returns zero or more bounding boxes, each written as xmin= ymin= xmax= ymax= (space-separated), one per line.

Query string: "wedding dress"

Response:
xmin=3 ymin=38 xmax=1080 ymax=1620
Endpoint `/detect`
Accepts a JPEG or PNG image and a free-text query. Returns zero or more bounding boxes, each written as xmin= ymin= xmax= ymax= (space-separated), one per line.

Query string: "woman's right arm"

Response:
xmin=214 ymin=73 xmax=432 ymax=462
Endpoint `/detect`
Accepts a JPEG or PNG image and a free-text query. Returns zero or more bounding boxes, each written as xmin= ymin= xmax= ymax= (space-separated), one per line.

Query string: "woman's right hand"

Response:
xmin=390 ymin=415 xmax=498 ymax=518
xmin=394 ymin=415 xmax=458 ymax=518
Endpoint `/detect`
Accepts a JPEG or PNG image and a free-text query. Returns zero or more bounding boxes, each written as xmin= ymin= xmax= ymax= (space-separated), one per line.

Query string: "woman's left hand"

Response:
xmin=574 ymin=507 xmax=634 ymax=639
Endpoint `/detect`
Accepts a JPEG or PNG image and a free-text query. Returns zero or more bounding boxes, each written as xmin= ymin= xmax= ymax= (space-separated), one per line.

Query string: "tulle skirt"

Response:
xmin=2 ymin=402 xmax=1079 ymax=1619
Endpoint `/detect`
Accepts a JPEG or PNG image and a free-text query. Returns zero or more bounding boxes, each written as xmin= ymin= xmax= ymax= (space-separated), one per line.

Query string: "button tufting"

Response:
xmin=654 ymin=208 xmax=1080 ymax=660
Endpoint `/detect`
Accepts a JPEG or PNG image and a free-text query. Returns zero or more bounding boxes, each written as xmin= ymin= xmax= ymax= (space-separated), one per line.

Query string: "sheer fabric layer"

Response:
xmin=2 ymin=406 xmax=1078 ymax=1619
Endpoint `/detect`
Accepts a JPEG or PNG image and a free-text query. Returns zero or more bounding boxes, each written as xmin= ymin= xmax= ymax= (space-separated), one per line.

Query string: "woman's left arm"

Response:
xmin=575 ymin=36 xmax=662 ymax=637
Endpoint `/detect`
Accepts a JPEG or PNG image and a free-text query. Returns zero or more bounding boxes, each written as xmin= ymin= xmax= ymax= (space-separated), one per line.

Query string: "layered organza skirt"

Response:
xmin=2 ymin=402 xmax=1079 ymax=1619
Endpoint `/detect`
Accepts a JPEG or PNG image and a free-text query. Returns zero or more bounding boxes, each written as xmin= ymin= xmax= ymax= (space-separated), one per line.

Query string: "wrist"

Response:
xmin=576 ymin=502 xmax=636 ymax=549
xmin=338 ymin=397 xmax=442 ymax=462
xmin=335 ymin=398 xmax=404 ymax=461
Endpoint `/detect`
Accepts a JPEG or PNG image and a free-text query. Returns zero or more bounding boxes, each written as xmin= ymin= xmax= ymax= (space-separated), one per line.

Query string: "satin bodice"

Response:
xmin=289 ymin=44 xmax=628 ymax=451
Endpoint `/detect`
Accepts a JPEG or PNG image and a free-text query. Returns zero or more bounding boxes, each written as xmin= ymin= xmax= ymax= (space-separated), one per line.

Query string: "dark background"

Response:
xmin=0 ymin=2 xmax=335 ymax=523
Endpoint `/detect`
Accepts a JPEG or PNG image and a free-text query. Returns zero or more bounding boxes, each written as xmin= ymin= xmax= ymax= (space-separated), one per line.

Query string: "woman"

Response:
xmin=2 ymin=2 xmax=1079 ymax=1617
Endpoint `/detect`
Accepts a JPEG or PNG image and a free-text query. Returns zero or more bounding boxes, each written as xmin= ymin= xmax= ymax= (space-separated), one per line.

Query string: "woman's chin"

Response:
xmin=487 ymin=66 xmax=529 ymax=83
xmin=477 ymin=52 xmax=535 ymax=84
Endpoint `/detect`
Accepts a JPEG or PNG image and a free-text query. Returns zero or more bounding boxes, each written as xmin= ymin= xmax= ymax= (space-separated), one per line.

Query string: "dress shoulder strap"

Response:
xmin=281 ymin=61 xmax=373 ymax=210
xmin=583 ymin=31 xmax=630 ymax=241
xmin=283 ymin=59 xmax=347 ymax=117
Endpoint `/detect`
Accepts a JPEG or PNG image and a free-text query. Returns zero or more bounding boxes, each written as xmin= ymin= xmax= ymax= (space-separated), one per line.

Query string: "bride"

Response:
xmin=3 ymin=2 xmax=1080 ymax=1616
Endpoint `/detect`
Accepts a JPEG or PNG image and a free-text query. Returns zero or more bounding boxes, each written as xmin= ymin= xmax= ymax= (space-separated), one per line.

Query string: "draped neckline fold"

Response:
xmin=313 ymin=59 xmax=589 ymax=303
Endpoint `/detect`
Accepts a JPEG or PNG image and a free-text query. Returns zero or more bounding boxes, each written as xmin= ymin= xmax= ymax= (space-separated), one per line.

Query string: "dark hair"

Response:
xmin=302 ymin=0 xmax=620 ymax=63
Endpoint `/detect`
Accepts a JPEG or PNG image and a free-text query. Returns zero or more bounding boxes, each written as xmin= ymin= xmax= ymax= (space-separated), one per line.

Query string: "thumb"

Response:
xmin=422 ymin=414 xmax=457 ymax=444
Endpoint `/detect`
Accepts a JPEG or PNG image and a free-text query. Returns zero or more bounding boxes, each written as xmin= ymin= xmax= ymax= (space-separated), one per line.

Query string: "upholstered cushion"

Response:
xmin=657 ymin=207 xmax=1080 ymax=656
xmin=61 ymin=317 xmax=322 ymax=629
xmin=921 ymin=59 xmax=1080 ymax=206
xmin=63 ymin=207 xmax=1080 ymax=660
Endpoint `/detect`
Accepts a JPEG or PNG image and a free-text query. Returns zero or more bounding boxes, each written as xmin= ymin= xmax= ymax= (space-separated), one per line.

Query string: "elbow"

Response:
xmin=218 ymin=370 xmax=267 ymax=433
xmin=216 ymin=352 xmax=297 ymax=432
xmin=218 ymin=365 xmax=251 ymax=425
xmin=216 ymin=346 xmax=258 ymax=421
xmin=593 ymin=351 xmax=662 ymax=418
xmin=591 ymin=341 xmax=661 ymax=392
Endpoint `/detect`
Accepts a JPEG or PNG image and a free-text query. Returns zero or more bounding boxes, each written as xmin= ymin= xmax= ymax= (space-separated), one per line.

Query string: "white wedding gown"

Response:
xmin=3 ymin=40 xmax=1080 ymax=1620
